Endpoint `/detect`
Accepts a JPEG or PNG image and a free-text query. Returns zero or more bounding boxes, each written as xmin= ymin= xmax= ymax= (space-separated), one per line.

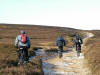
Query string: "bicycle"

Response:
xmin=58 ymin=50 xmax=63 ymax=58
xmin=76 ymin=43 xmax=81 ymax=57
xmin=18 ymin=47 xmax=25 ymax=65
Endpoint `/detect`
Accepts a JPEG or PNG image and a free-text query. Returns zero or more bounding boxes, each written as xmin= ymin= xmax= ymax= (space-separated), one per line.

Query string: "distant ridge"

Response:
xmin=0 ymin=23 xmax=79 ymax=30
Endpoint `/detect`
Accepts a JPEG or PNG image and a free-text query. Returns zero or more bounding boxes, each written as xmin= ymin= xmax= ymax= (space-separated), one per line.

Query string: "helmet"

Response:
xmin=21 ymin=30 xmax=26 ymax=34
xmin=75 ymin=33 xmax=79 ymax=36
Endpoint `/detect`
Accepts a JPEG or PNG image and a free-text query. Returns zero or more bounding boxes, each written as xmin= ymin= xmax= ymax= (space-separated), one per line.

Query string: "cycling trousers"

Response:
xmin=18 ymin=48 xmax=28 ymax=61
xmin=58 ymin=46 xmax=63 ymax=52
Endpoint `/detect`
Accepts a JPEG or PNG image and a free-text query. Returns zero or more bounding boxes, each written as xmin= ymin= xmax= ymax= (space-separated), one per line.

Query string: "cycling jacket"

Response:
xmin=15 ymin=35 xmax=31 ymax=48
xmin=56 ymin=37 xmax=66 ymax=46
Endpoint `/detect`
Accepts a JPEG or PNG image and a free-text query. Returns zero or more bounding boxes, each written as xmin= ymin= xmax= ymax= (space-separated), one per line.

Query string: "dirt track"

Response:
xmin=36 ymin=32 xmax=94 ymax=75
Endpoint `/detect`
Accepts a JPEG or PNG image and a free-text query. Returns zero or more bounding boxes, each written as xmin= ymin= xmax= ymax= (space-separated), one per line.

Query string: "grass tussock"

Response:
xmin=0 ymin=56 xmax=43 ymax=75
xmin=45 ymin=48 xmax=58 ymax=53
xmin=0 ymin=44 xmax=43 ymax=75
xmin=33 ymin=47 xmax=43 ymax=51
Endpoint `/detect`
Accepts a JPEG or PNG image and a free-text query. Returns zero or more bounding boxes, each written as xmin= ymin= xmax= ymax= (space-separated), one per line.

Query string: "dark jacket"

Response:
xmin=56 ymin=37 xmax=66 ymax=46
xmin=73 ymin=36 xmax=83 ymax=44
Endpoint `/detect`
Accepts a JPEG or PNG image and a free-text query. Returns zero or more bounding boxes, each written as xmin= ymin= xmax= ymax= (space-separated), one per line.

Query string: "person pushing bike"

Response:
xmin=15 ymin=30 xmax=31 ymax=64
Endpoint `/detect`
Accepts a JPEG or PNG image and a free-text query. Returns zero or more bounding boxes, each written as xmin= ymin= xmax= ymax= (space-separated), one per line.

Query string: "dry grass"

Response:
xmin=0 ymin=56 xmax=43 ymax=75
xmin=0 ymin=24 xmax=79 ymax=49
xmin=0 ymin=43 xmax=43 ymax=75
xmin=0 ymin=24 xmax=82 ymax=75
xmin=84 ymin=30 xmax=100 ymax=75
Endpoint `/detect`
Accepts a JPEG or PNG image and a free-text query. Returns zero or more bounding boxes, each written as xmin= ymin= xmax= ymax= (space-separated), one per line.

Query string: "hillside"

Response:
xmin=0 ymin=24 xmax=80 ymax=75
xmin=0 ymin=24 xmax=80 ymax=49
xmin=83 ymin=30 xmax=100 ymax=75
xmin=0 ymin=24 xmax=100 ymax=75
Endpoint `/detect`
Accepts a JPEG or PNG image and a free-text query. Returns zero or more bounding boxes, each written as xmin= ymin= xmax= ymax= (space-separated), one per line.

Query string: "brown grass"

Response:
xmin=0 ymin=24 xmax=82 ymax=75
xmin=0 ymin=24 xmax=80 ymax=49
xmin=84 ymin=30 xmax=100 ymax=75
xmin=0 ymin=43 xmax=43 ymax=75
xmin=0 ymin=56 xmax=43 ymax=75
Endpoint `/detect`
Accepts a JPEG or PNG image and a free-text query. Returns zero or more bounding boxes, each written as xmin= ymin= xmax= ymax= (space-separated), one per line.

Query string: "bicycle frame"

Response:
xmin=76 ymin=43 xmax=81 ymax=57
xmin=58 ymin=50 xmax=63 ymax=58
xmin=18 ymin=47 xmax=25 ymax=65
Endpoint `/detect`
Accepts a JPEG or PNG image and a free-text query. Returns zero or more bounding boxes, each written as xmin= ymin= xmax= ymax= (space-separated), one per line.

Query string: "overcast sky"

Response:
xmin=0 ymin=0 xmax=100 ymax=30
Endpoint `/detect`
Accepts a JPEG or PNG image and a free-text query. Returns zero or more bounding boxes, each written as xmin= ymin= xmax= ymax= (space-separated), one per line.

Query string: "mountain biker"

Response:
xmin=15 ymin=30 xmax=31 ymax=63
xmin=73 ymin=33 xmax=83 ymax=51
xmin=56 ymin=35 xmax=66 ymax=52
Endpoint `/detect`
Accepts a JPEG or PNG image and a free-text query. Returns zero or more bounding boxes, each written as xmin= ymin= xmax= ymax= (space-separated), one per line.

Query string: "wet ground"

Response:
xmin=34 ymin=32 xmax=93 ymax=75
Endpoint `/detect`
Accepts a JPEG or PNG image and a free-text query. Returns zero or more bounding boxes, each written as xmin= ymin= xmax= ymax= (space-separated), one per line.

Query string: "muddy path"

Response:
xmin=35 ymin=32 xmax=94 ymax=75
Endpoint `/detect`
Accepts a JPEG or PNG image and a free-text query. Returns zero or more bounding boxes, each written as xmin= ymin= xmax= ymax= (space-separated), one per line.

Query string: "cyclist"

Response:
xmin=15 ymin=30 xmax=31 ymax=64
xmin=73 ymin=33 xmax=83 ymax=52
xmin=56 ymin=35 xmax=66 ymax=53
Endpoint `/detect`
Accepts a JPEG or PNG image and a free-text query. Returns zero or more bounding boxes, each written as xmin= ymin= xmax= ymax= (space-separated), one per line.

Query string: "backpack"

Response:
xmin=75 ymin=37 xmax=82 ymax=44
xmin=20 ymin=34 xmax=27 ymax=44
xmin=57 ymin=40 xmax=63 ymax=46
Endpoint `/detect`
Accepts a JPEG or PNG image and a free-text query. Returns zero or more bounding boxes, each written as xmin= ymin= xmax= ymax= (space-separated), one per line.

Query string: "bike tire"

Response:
xmin=58 ymin=51 xmax=62 ymax=58
xmin=77 ymin=44 xmax=81 ymax=57
xmin=18 ymin=50 xmax=24 ymax=65
xmin=77 ymin=51 xmax=80 ymax=57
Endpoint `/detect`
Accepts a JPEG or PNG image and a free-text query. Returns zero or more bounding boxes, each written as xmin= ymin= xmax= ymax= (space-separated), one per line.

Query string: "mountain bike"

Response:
xmin=18 ymin=47 xmax=25 ymax=65
xmin=76 ymin=43 xmax=81 ymax=57
xmin=58 ymin=50 xmax=63 ymax=58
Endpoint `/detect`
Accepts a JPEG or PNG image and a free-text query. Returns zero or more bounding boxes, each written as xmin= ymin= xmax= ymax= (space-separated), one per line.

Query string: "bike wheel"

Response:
xmin=18 ymin=50 xmax=24 ymax=65
xmin=22 ymin=51 xmax=25 ymax=65
xmin=77 ymin=45 xmax=81 ymax=57
xmin=58 ymin=51 xmax=62 ymax=58
xmin=77 ymin=51 xmax=80 ymax=57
